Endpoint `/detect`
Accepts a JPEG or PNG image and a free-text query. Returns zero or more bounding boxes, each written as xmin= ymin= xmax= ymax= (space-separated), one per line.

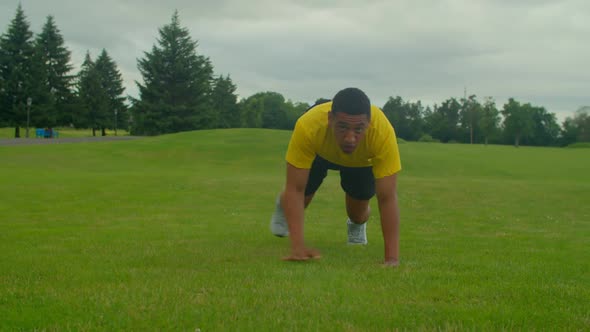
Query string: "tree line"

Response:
xmin=0 ymin=5 xmax=127 ymax=137
xmin=382 ymin=96 xmax=589 ymax=147
xmin=1 ymin=5 xmax=588 ymax=146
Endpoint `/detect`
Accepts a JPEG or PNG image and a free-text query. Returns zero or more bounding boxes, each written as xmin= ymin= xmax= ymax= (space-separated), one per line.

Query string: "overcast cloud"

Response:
xmin=1 ymin=0 xmax=588 ymax=121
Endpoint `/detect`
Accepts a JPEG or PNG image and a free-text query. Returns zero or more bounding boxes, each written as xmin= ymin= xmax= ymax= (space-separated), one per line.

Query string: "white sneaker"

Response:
xmin=270 ymin=195 xmax=289 ymax=237
xmin=347 ymin=218 xmax=367 ymax=245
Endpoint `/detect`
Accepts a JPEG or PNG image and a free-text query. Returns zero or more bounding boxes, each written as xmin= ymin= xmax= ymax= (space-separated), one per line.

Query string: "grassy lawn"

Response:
xmin=0 ymin=127 xmax=129 ymax=138
xmin=1 ymin=129 xmax=588 ymax=330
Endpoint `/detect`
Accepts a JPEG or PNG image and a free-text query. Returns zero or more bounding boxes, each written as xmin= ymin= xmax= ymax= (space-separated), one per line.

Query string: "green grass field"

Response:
xmin=1 ymin=129 xmax=589 ymax=331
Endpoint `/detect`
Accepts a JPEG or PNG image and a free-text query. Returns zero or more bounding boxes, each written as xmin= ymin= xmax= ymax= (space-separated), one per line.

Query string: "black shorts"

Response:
xmin=304 ymin=155 xmax=375 ymax=200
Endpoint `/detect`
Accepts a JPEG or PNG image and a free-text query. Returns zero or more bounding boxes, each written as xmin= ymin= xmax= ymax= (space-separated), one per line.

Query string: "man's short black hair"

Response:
xmin=331 ymin=87 xmax=371 ymax=118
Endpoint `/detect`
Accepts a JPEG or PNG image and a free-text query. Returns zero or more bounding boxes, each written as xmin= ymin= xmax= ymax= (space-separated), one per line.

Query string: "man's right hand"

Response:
xmin=282 ymin=247 xmax=321 ymax=261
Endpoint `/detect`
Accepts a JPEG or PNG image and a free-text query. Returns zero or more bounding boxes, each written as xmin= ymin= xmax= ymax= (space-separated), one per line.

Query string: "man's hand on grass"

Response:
xmin=383 ymin=259 xmax=399 ymax=267
xmin=283 ymin=247 xmax=321 ymax=261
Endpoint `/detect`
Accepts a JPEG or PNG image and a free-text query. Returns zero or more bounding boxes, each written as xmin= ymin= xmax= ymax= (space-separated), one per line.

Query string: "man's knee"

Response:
xmin=348 ymin=209 xmax=370 ymax=224
xmin=346 ymin=195 xmax=371 ymax=223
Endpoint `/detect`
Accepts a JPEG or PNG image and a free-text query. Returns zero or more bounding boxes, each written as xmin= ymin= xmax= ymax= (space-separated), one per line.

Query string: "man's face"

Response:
xmin=328 ymin=111 xmax=370 ymax=154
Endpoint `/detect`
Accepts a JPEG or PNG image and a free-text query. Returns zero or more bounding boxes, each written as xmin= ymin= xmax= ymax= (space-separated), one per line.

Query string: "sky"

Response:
xmin=1 ymin=0 xmax=589 ymax=122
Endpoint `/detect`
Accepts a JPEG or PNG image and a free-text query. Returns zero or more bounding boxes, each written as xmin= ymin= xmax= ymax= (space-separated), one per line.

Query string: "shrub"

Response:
xmin=418 ymin=134 xmax=440 ymax=143
xmin=566 ymin=142 xmax=590 ymax=148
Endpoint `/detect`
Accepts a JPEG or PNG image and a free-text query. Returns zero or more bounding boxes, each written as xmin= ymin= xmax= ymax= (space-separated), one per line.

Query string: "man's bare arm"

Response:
xmin=282 ymin=162 xmax=320 ymax=260
xmin=375 ymin=173 xmax=400 ymax=266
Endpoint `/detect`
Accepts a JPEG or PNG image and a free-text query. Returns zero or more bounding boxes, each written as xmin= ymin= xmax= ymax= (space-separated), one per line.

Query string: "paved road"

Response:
xmin=0 ymin=136 xmax=141 ymax=146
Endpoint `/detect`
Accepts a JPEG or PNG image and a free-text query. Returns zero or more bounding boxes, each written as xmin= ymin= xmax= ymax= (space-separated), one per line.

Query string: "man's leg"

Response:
xmin=270 ymin=157 xmax=329 ymax=237
xmin=345 ymin=194 xmax=371 ymax=224
xmin=345 ymin=194 xmax=371 ymax=245
xmin=340 ymin=166 xmax=375 ymax=244
xmin=269 ymin=192 xmax=316 ymax=237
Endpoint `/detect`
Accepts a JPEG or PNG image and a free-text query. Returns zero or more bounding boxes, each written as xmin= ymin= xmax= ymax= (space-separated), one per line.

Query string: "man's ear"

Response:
xmin=327 ymin=111 xmax=333 ymax=126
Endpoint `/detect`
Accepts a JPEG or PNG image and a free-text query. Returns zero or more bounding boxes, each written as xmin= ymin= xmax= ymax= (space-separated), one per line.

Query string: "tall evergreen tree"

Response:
xmin=0 ymin=72 xmax=3 ymax=126
xmin=211 ymin=74 xmax=239 ymax=128
xmin=95 ymin=49 xmax=127 ymax=135
xmin=76 ymin=52 xmax=108 ymax=136
xmin=133 ymin=11 xmax=214 ymax=135
xmin=0 ymin=4 xmax=35 ymax=137
xmin=34 ymin=15 xmax=75 ymax=126
xmin=28 ymin=41 xmax=52 ymax=129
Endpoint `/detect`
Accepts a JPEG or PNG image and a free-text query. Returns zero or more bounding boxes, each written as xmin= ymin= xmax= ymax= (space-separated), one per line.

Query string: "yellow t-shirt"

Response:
xmin=285 ymin=102 xmax=402 ymax=179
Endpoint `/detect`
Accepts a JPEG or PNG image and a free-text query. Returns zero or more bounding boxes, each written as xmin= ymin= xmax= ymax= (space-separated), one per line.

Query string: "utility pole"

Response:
xmin=26 ymin=97 xmax=32 ymax=138
xmin=465 ymin=87 xmax=473 ymax=144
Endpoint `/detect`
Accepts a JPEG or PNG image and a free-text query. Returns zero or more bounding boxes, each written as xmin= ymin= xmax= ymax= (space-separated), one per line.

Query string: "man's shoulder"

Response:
xmin=304 ymin=101 xmax=332 ymax=116
xmin=370 ymin=105 xmax=387 ymax=120
xmin=296 ymin=102 xmax=331 ymax=127
xmin=368 ymin=105 xmax=389 ymax=129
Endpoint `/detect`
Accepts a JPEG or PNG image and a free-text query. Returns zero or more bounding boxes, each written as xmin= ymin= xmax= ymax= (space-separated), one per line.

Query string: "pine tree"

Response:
xmin=76 ymin=52 xmax=108 ymax=136
xmin=95 ymin=49 xmax=126 ymax=135
xmin=133 ymin=11 xmax=214 ymax=135
xmin=0 ymin=4 xmax=35 ymax=137
xmin=0 ymin=74 xmax=3 ymax=126
xmin=211 ymin=75 xmax=239 ymax=128
xmin=34 ymin=15 xmax=75 ymax=126
xmin=28 ymin=42 xmax=52 ymax=128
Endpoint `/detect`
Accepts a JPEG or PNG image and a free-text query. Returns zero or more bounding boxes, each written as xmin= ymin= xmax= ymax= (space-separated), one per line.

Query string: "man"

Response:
xmin=270 ymin=87 xmax=402 ymax=266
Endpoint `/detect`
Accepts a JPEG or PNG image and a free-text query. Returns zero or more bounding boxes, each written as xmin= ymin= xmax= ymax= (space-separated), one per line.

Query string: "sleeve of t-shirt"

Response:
xmin=285 ymin=118 xmax=316 ymax=169
xmin=371 ymin=115 xmax=402 ymax=179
